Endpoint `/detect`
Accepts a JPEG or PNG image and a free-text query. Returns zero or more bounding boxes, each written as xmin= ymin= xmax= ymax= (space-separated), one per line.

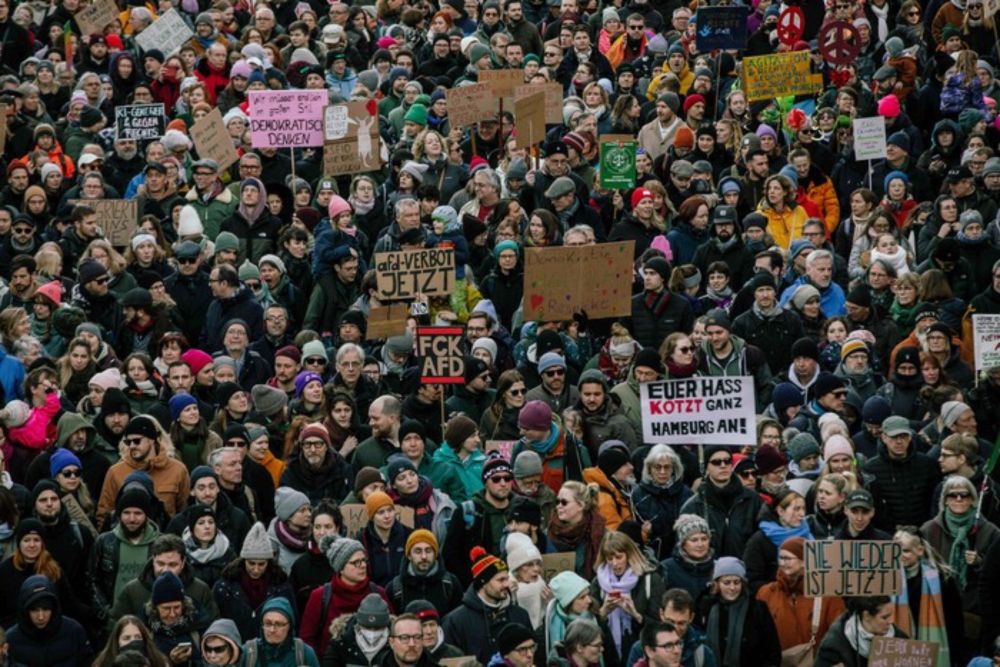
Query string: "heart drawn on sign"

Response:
xmin=530 ymin=294 xmax=544 ymax=310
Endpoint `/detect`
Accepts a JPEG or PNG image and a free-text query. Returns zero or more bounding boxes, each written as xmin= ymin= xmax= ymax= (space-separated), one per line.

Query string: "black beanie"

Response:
xmin=846 ymin=284 xmax=871 ymax=308
xmin=99 ymin=388 xmax=132 ymax=418
xmin=633 ymin=347 xmax=664 ymax=375
xmin=116 ymin=485 xmax=152 ymax=516
xmin=598 ymin=447 xmax=631 ymax=478
xmin=790 ymin=337 xmax=819 ymax=362
xmin=644 ymin=257 xmax=672 ymax=283
xmin=747 ymin=271 xmax=777 ymax=292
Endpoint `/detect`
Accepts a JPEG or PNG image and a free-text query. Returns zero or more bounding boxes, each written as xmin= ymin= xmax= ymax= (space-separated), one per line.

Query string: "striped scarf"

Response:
xmin=893 ymin=562 xmax=950 ymax=667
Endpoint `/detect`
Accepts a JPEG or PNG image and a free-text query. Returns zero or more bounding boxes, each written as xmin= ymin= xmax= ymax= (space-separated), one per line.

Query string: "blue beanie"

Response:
xmin=772 ymin=383 xmax=804 ymax=414
xmin=248 ymin=69 xmax=266 ymax=85
xmin=169 ymin=392 xmax=198 ymax=421
xmin=151 ymin=571 xmax=185 ymax=606
xmin=778 ymin=164 xmax=799 ymax=188
xmin=49 ymin=448 xmax=82 ymax=477
xmin=883 ymin=170 xmax=909 ymax=193
xmin=862 ymin=396 xmax=892 ymax=425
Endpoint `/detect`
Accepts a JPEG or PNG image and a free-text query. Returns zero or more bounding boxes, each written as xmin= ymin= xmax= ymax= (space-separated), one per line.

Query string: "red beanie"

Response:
xmin=631 ymin=188 xmax=654 ymax=209
xmin=181 ymin=349 xmax=213 ymax=375
xmin=682 ymin=93 xmax=705 ymax=115
xmin=673 ymin=126 xmax=695 ymax=149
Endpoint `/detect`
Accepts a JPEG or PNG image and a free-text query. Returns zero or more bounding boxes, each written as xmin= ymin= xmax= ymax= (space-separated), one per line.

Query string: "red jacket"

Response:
xmin=195 ymin=58 xmax=230 ymax=105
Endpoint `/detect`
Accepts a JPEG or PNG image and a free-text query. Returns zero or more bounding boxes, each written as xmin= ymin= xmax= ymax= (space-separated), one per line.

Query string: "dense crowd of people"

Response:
xmin=2 ymin=0 xmax=1000 ymax=665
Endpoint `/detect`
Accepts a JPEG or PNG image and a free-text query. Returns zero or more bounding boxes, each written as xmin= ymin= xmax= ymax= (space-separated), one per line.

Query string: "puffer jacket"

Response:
xmin=632 ymin=476 xmax=693 ymax=560
xmin=800 ymin=165 xmax=840 ymax=234
xmin=627 ymin=289 xmax=695 ymax=350
xmin=757 ymin=201 xmax=808 ymax=250
xmin=680 ymin=477 xmax=764 ymax=558
xmin=582 ymin=466 xmax=634 ymax=530
xmin=863 ymin=442 xmax=940 ymax=532
xmin=442 ymin=585 xmax=533 ymax=663
xmin=732 ymin=306 xmax=805 ymax=373
xmin=609 ymin=368 xmax=642 ymax=437
xmin=577 ymin=394 xmax=639 ymax=459
xmin=7 ymin=575 xmax=94 ymax=667
xmin=357 ymin=521 xmax=411 ymax=589
xmin=212 ymin=558 xmax=295 ymax=640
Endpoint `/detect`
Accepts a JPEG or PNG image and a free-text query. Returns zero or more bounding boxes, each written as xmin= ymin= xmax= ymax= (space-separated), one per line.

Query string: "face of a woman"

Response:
xmin=394 ymin=469 xmax=419 ymax=495
xmin=816 ymin=480 xmax=844 ymax=511
xmin=940 ymin=199 xmax=958 ymax=222
xmin=729 ymin=94 xmax=746 ymax=115
xmin=303 ymin=380 xmax=324 ymax=404
xmin=248 ymin=435 xmax=270 ymax=461
xmin=717 ymin=575 xmax=743 ymax=601
xmin=20 ymin=534 xmax=42 ymax=561
xmin=556 ymin=489 xmax=584 ymax=524
xmin=228 ymin=390 xmax=249 ymax=413
xmin=424 ymin=133 xmax=442 ymax=154
xmin=777 ymin=497 xmax=806 ymax=527
xmin=850 ymin=194 xmax=870 ymax=217
xmin=897 ymin=538 xmax=923 ymax=568
xmin=118 ymin=623 xmax=143 ymax=647
xmin=68 ymin=345 xmax=90 ymax=371
xmin=683 ymin=532 xmax=709 ymax=559
xmin=887 ymin=179 xmax=906 ymax=199
xmin=569 ymin=590 xmax=592 ymax=614
xmin=778 ymin=550 xmax=803 ymax=579
xmin=826 ymin=321 xmax=847 ymax=343
xmin=529 ymin=216 xmax=546 ymax=241
xmin=584 ymin=88 xmax=602 ymax=106
xmin=505 ymin=382 xmax=526 ymax=409
xmin=193 ymin=515 xmax=216 ymax=542
xmin=766 ymin=181 xmax=784 ymax=205
xmin=691 ymin=205 xmax=710 ymax=230
xmin=707 ymin=271 xmax=728 ymax=291
xmin=944 ymin=485 xmax=974 ymax=515
xmin=922 ymin=362 xmax=940 ymax=385
xmin=862 ymin=604 xmax=895 ymax=636
xmin=373 ymin=504 xmax=395 ymax=530
xmin=331 ymin=402 xmax=352 ymax=427
xmin=671 ymin=337 xmax=694 ymax=365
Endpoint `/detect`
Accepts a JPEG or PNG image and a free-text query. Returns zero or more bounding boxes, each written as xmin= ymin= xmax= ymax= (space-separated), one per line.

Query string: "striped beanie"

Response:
xmin=470 ymin=546 xmax=507 ymax=589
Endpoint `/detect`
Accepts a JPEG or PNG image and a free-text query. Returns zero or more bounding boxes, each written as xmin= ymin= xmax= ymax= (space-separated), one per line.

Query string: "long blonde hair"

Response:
xmin=596 ymin=531 xmax=655 ymax=574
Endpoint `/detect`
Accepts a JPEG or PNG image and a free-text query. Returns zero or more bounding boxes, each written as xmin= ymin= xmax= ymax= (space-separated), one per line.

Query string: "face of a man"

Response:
xmin=192 ymin=477 xmax=219 ymax=506
xmin=806 ymin=257 xmax=833 ymax=288
xmin=390 ymin=619 xmax=425 ymax=666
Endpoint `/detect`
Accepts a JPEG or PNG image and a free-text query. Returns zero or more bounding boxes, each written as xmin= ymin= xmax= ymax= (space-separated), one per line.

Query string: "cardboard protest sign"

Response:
xmin=134 ymin=9 xmax=194 ymax=56
xmin=695 ymin=6 xmax=748 ymax=51
xmin=415 ymin=326 xmax=464 ymax=384
xmin=973 ymin=314 xmax=1000 ymax=371
xmin=514 ymin=90 xmax=546 ymax=149
xmin=191 ymin=107 xmax=239 ymax=172
xmin=366 ymin=303 xmax=410 ymax=340
xmin=986 ymin=0 xmax=999 ymax=18
xmin=479 ymin=69 xmax=523 ymax=97
xmin=541 ymin=553 xmax=576 ymax=580
xmin=514 ymin=83 xmax=563 ymax=124
xmin=115 ymin=104 xmax=165 ymax=141
xmin=853 ymin=117 xmax=887 ymax=161
xmin=484 ymin=440 xmax=516 ymax=461
xmin=868 ymin=638 xmax=939 ymax=667
xmin=70 ymin=199 xmax=138 ymax=246
xmin=324 ymin=100 xmax=381 ymax=175
xmin=374 ymin=248 xmax=455 ymax=301
xmin=803 ymin=540 xmax=902 ymax=597
xmin=249 ymin=89 xmax=326 ymax=149
xmin=446 ymin=83 xmax=495 ymax=128
xmin=75 ymin=0 xmax=119 ymax=35
xmin=741 ymin=51 xmax=823 ymax=101
xmin=523 ymin=242 xmax=634 ymax=321
xmin=599 ymin=135 xmax=637 ymax=189
xmin=340 ymin=504 xmax=368 ymax=537
xmin=640 ymin=378 xmax=756 ymax=445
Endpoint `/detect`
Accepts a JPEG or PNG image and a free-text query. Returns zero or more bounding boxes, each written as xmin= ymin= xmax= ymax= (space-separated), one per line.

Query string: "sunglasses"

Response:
xmin=708 ymin=458 xmax=732 ymax=466
xmin=946 ymin=492 xmax=972 ymax=500
xmin=738 ymin=470 xmax=757 ymax=478
xmin=305 ymin=357 xmax=326 ymax=365
xmin=124 ymin=437 xmax=145 ymax=446
xmin=226 ymin=439 xmax=248 ymax=447
xmin=556 ymin=498 xmax=573 ymax=506
xmin=60 ymin=468 xmax=81 ymax=478
xmin=177 ymin=256 xmax=198 ymax=264
xmin=203 ymin=645 xmax=228 ymax=655
xmin=508 ymin=388 xmax=525 ymax=396
xmin=93 ymin=276 xmax=110 ymax=285
xmin=490 ymin=474 xmax=513 ymax=483
xmin=543 ymin=369 xmax=565 ymax=377
xmin=676 ymin=346 xmax=693 ymax=353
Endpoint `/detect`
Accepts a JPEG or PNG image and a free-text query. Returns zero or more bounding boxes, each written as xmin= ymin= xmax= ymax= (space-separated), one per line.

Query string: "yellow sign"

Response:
xmin=741 ymin=51 xmax=823 ymax=101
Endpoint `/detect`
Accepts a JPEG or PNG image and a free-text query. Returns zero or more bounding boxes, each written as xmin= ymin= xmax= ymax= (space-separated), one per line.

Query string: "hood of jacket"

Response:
xmin=17 ymin=574 xmax=62 ymax=638
xmin=55 ymin=411 xmax=95 ymax=446
xmin=259 ymin=595 xmax=297 ymax=639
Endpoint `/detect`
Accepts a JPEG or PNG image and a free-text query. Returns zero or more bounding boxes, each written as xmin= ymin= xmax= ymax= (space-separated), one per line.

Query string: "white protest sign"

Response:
xmin=973 ymin=314 xmax=1000 ymax=371
xmin=325 ymin=105 xmax=349 ymax=140
xmin=134 ymin=9 xmax=194 ymax=56
xmin=640 ymin=377 xmax=756 ymax=445
xmin=853 ymin=116 xmax=887 ymax=161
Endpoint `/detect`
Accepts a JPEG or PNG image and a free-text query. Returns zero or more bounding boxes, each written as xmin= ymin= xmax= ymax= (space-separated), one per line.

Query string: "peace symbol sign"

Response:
xmin=819 ymin=20 xmax=861 ymax=65
xmin=777 ymin=6 xmax=805 ymax=46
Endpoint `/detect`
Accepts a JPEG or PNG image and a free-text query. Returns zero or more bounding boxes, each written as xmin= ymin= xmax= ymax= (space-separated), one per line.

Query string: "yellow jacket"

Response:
xmin=758 ymin=202 xmax=809 ymax=250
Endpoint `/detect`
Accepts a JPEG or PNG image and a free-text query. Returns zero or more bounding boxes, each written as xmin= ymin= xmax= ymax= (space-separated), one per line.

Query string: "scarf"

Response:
xmin=240 ymin=569 xmax=271 ymax=610
xmin=665 ymin=357 xmax=699 ymax=378
xmin=325 ymin=574 xmax=373 ymax=626
xmin=556 ymin=197 xmax=580 ymax=226
xmin=890 ymin=298 xmax=918 ymax=331
xmin=752 ymin=302 xmax=784 ymax=319
xmin=944 ymin=508 xmax=975 ymax=588
xmin=182 ymin=527 xmax=231 ymax=564
xmin=957 ymin=231 xmax=988 ymax=245
xmin=706 ymin=285 xmax=733 ymax=302
xmin=870 ymin=247 xmax=909 ymax=276
xmin=274 ymin=519 xmax=309 ymax=552
xmin=706 ymin=594 xmax=749 ymax=667
xmin=870 ymin=1 xmax=889 ymax=41
xmin=528 ymin=422 xmax=561 ymax=455
xmin=356 ymin=627 xmax=389 ymax=660
xmin=759 ymin=520 xmax=813 ymax=548
xmin=596 ymin=565 xmax=639 ymax=657
xmin=351 ymin=196 xmax=375 ymax=215
xmin=843 ymin=612 xmax=895 ymax=658
xmin=893 ymin=562 xmax=950 ymax=667
xmin=547 ymin=510 xmax=604 ymax=579
xmin=644 ymin=289 xmax=672 ymax=317
xmin=391 ymin=475 xmax=434 ymax=508
xmin=715 ymin=235 xmax=738 ymax=253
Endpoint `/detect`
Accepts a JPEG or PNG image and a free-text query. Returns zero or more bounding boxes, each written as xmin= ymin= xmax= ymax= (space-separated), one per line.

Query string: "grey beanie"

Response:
xmin=790 ymin=284 xmax=821 ymax=311
xmin=712 ymin=556 xmax=747 ymax=581
xmin=76 ymin=322 xmax=102 ymax=338
xmin=323 ymin=535 xmax=366 ymax=573
xmin=251 ymin=384 xmax=288 ymax=417
xmin=960 ymin=209 xmax=983 ymax=231
xmin=674 ymin=513 xmax=710 ymax=544
xmin=513 ymin=450 xmax=543 ymax=479
xmin=356 ymin=593 xmax=391 ymax=628
xmin=507 ymin=158 xmax=528 ymax=181
xmin=274 ymin=486 xmax=311 ymax=522
xmin=357 ymin=69 xmax=380 ymax=92
xmin=240 ymin=522 xmax=274 ymax=560
xmin=577 ymin=368 xmax=608 ymax=391
xmin=786 ymin=432 xmax=820 ymax=463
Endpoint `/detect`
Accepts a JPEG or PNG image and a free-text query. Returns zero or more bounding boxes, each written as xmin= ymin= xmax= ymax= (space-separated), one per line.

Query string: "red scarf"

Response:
xmin=324 ymin=574 xmax=372 ymax=627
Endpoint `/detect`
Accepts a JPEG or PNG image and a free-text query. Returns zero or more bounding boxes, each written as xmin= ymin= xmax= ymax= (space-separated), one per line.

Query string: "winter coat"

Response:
xmin=431 ymin=443 xmax=487 ymax=501
xmin=88 ymin=520 xmax=159 ymax=619
xmin=632 ymin=478 xmax=693 ymax=561
xmin=442 ymin=585 xmax=533 ymax=663
xmin=582 ymin=466 xmax=634 ymax=530
xmin=109 ymin=560 xmax=219 ymax=626
xmin=279 ymin=451 xmax=352 ymax=504
xmin=863 ymin=443 xmax=940 ymax=532
xmin=699 ymin=593 xmax=781 ymax=667
xmin=814 ymin=613 xmax=907 ymax=667
xmin=185 ymin=185 xmax=237 ymax=240
xmin=244 ymin=595 xmax=321 ymax=667
xmin=920 ymin=512 xmax=1000 ymax=613
xmin=608 ymin=216 xmax=662 ymax=260
xmin=97 ymin=447 xmax=191 ymax=527
xmin=756 ymin=579 xmax=845 ymax=653
xmin=691 ymin=238 xmax=755 ymax=291
xmin=357 ymin=521 xmax=411 ymax=589
xmin=577 ymin=396 xmax=639 ymax=460
xmin=164 ymin=269 xmax=214 ymax=345
xmin=385 ymin=561 xmax=465 ymax=617
xmin=6 ymin=575 xmax=93 ymax=667
xmin=166 ymin=493 xmax=251 ymax=551
xmin=680 ymin=479 xmax=764 ymax=558
xmin=758 ymin=202 xmax=809 ymax=251
xmin=445 ymin=386 xmax=496 ymax=425
xmin=222 ymin=208 xmax=284 ymax=265
xmin=212 ymin=558 xmax=296 ymax=640
xmin=666 ymin=221 xmax=710 ymax=265
xmin=626 ymin=289 xmax=695 ymax=350
xmin=444 ymin=490 xmax=510 ymax=586
xmin=201 ymin=286 xmax=265 ymax=353
xmin=732 ymin=307 xmax=805 ymax=374
xmin=661 ymin=548 xmax=715 ymax=601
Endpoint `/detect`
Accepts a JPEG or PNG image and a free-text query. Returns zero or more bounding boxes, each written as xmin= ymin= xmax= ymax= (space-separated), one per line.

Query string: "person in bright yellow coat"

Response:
xmin=757 ymin=174 xmax=809 ymax=250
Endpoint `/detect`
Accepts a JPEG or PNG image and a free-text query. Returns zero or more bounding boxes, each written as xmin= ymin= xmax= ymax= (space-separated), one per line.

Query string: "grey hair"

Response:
xmin=373 ymin=394 xmax=402 ymax=418
xmin=475 ymin=168 xmax=501 ymax=191
xmin=564 ymin=619 xmax=603 ymax=654
xmin=336 ymin=342 xmax=365 ymax=365
xmin=12 ymin=335 xmax=41 ymax=360
xmin=939 ymin=474 xmax=978 ymax=511
xmin=805 ymin=248 xmax=833 ymax=267
xmin=209 ymin=446 xmax=242 ymax=468
xmin=642 ymin=444 xmax=683 ymax=484
xmin=394 ymin=197 xmax=419 ymax=218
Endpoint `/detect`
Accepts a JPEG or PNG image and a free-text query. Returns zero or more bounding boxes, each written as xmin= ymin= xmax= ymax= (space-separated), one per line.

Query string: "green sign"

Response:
xmin=599 ymin=135 xmax=637 ymax=189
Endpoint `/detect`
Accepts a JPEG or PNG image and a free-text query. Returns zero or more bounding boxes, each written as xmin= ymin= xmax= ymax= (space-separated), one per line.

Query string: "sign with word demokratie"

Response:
xmin=415 ymin=326 xmax=464 ymax=384
xmin=695 ymin=5 xmax=748 ymax=51
xmin=324 ymin=100 xmax=381 ymax=176
xmin=868 ymin=637 xmax=939 ymax=667
xmin=523 ymin=242 xmax=634 ymax=321
xmin=741 ymin=51 xmax=823 ymax=101
xmin=973 ymin=314 xmax=1000 ymax=371
xmin=640 ymin=377 xmax=756 ymax=445
xmin=70 ymin=199 xmax=138 ymax=247
xmin=803 ymin=540 xmax=902 ymax=597
xmin=115 ymin=104 xmax=165 ymax=141
xmin=374 ymin=248 xmax=455 ymax=301
xmin=249 ymin=90 xmax=326 ymax=149
xmin=134 ymin=9 xmax=194 ymax=56
xmin=191 ymin=107 xmax=239 ymax=172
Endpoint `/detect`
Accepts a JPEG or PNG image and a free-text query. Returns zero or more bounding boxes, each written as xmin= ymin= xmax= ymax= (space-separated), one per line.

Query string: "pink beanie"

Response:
xmin=181 ymin=349 xmax=213 ymax=375
xmin=650 ymin=235 xmax=673 ymax=262
xmin=328 ymin=195 xmax=352 ymax=221
xmin=823 ymin=434 xmax=854 ymax=461
xmin=88 ymin=368 xmax=122 ymax=391
xmin=877 ymin=95 xmax=900 ymax=118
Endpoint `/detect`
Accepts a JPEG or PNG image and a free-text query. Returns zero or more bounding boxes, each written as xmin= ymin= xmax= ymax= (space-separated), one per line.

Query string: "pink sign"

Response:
xmin=248 ymin=90 xmax=327 ymax=148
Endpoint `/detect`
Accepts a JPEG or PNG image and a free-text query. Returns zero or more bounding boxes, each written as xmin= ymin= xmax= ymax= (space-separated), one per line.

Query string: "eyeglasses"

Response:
xmin=708 ymin=458 xmax=732 ymax=466
xmin=544 ymin=51 xmax=560 ymax=57
xmin=946 ymin=492 xmax=972 ymax=500
xmin=266 ymin=315 xmax=287 ymax=322
xmin=393 ymin=635 xmax=422 ymax=644
xmin=263 ymin=620 xmax=289 ymax=629
xmin=652 ymin=463 xmax=672 ymax=471
xmin=226 ymin=439 xmax=248 ymax=448
xmin=676 ymin=346 xmax=693 ymax=354
xmin=738 ymin=470 xmax=757 ymax=479
xmin=832 ymin=390 xmax=848 ymax=398
xmin=245 ymin=281 xmax=261 ymax=290
xmin=93 ymin=276 xmax=109 ymax=285
xmin=203 ymin=644 xmax=229 ymax=654
xmin=302 ymin=440 xmax=327 ymax=450
xmin=656 ymin=641 xmax=683 ymax=650
xmin=543 ymin=369 xmax=565 ymax=377
xmin=513 ymin=644 xmax=537 ymax=654
xmin=490 ymin=474 xmax=513 ymax=484
xmin=347 ymin=557 xmax=368 ymax=567
xmin=59 ymin=468 xmax=82 ymax=478
xmin=304 ymin=357 xmax=327 ymax=365
xmin=124 ymin=437 xmax=145 ymax=447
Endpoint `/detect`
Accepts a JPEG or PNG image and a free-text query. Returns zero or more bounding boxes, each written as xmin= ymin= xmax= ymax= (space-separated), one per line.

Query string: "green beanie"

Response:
xmin=238 ymin=260 xmax=260 ymax=281
xmin=470 ymin=43 xmax=492 ymax=66
xmin=404 ymin=103 xmax=428 ymax=127
xmin=215 ymin=231 xmax=240 ymax=253
xmin=523 ymin=53 xmax=540 ymax=65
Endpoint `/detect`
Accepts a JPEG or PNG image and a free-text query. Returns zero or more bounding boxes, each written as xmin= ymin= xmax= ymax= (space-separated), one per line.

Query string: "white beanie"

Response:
xmin=162 ymin=129 xmax=192 ymax=152
xmin=223 ymin=107 xmax=249 ymax=127
xmin=258 ymin=254 xmax=287 ymax=274
xmin=177 ymin=205 xmax=204 ymax=237
xmin=1 ymin=400 xmax=31 ymax=428
xmin=89 ymin=368 xmax=122 ymax=391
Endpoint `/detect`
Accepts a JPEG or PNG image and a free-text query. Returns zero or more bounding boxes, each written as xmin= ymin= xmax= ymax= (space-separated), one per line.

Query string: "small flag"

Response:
xmin=64 ymin=21 xmax=74 ymax=71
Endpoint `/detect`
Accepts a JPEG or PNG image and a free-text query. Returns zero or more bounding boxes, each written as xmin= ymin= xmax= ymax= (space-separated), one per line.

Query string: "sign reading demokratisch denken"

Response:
xmin=640 ymin=377 xmax=756 ymax=445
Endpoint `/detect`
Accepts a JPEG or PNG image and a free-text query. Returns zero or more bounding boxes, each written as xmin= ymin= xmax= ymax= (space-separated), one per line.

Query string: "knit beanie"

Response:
xmin=49 ymin=448 xmax=82 ymax=477
xmin=941 ymin=401 xmax=972 ymax=429
xmin=251 ymin=384 xmax=288 ymax=417
xmin=786 ymin=432 xmax=820 ymax=462
xmin=181 ymin=349 xmax=213 ymax=375
xmin=151 ymin=572 xmax=185 ymax=605
xmin=598 ymin=447 xmax=630 ymax=479
xmin=215 ymin=382 xmax=243 ymax=408
xmin=512 ymin=450 xmax=543 ymax=479
xmin=88 ymin=368 xmax=121 ymax=391
xmin=673 ymin=125 xmax=694 ymax=149
xmin=365 ymin=490 xmax=394 ymax=519
xmin=324 ymin=535 xmax=366 ymax=572
xmin=405 ymin=528 xmax=438 ymax=557
xmin=790 ymin=284 xmax=821 ymax=311
xmin=712 ymin=556 xmax=746 ymax=581
xmin=780 ymin=536 xmax=805 ymax=561
xmin=240 ymin=525 xmax=274 ymax=562
xmin=169 ymin=392 xmax=198 ymax=421
xmin=862 ymin=396 xmax=892 ymax=425
xmin=298 ymin=423 xmax=331 ymax=448
xmin=1 ymin=400 xmax=30 ymax=428
xmin=506 ymin=538 xmax=542 ymax=573
xmin=823 ymin=434 xmax=854 ymax=461
xmin=549 ymin=571 xmax=590 ymax=610
xmin=444 ymin=414 xmax=478 ymax=449
xmin=754 ymin=444 xmax=788 ymax=474
xmin=354 ymin=467 xmax=384 ymax=495
xmin=470 ymin=546 xmax=507 ymax=589
xmin=356 ymin=593 xmax=391 ymax=629
xmin=274 ymin=486 xmax=311 ymax=522
xmin=771 ymin=383 xmax=804 ymax=414
xmin=186 ymin=504 xmax=215 ymax=534
xmin=518 ymin=401 xmax=552 ymax=431
xmin=673 ymin=513 xmax=710 ymax=544
xmin=482 ymin=452 xmax=512 ymax=482
xmin=633 ymin=347 xmax=664 ymax=375
xmin=497 ymin=623 xmax=535 ymax=656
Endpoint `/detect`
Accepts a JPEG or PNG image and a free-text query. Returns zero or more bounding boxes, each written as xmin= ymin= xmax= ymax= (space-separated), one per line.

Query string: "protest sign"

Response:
xmin=484 ymin=441 xmax=516 ymax=461
xmin=70 ymin=199 xmax=138 ymax=247
xmin=75 ymin=0 xmax=119 ymax=35
xmin=853 ymin=117 xmax=887 ymax=161
xmin=340 ymin=504 xmax=368 ymax=536
xmin=415 ymin=326 xmax=464 ymax=384
xmin=479 ymin=69 xmax=523 ymax=97
xmin=741 ymin=51 xmax=823 ymax=101
xmin=374 ymin=248 xmax=455 ymax=301
xmin=439 ymin=658 xmax=477 ymax=667
xmin=818 ymin=20 xmax=861 ymax=65
xmin=191 ymin=107 xmax=239 ymax=172
xmin=523 ymin=242 xmax=634 ymax=321
xmin=986 ymin=0 xmax=999 ymax=18
xmin=973 ymin=314 xmax=1000 ymax=371
xmin=366 ymin=303 xmax=410 ymax=340
xmin=695 ymin=6 xmax=748 ymax=50
xmin=640 ymin=377 xmax=756 ymax=445
xmin=776 ymin=6 xmax=804 ymax=45
xmin=134 ymin=9 xmax=194 ymax=56
xmin=446 ymin=83 xmax=495 ymax=128
xmin=323 ymin=100 xmax=381 ymax=175
xmin=541 ymin=553 xmax=576 ymax=581
xmin=249 ymin=90 xmax=326 ymax=149
xmin=803 ymin=540 xmax=902 ymax=597
xmin=868 ymin=638 xmax=939 ymax=667
xmin=514 ymin=83 xmax=563 ymax=124
xmin=514 ymin=90 xmax=546 ymax=149
xmin=115 ymin=104 xmax=165 ymax=141
xmin=599 ymin=135 xmax=637 ymax=189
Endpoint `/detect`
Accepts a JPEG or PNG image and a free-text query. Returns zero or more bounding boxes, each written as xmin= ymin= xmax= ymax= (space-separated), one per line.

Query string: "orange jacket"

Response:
xmin=21 ymin=141 xmax=75 ymax=180
xmin=756 ymin=578 xmax=845 ymax=651
xmin=582 ymin=466 xmax=632 ymax=530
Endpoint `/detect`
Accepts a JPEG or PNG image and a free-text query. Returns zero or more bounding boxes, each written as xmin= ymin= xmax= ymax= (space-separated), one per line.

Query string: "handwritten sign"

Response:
xmin=323 ymin=100 xmax=381 ymax=175
xmin=599 ymin=135 xmax=637 ymax=189
xmin=415 ymin=326 xmax=464 ymax=384
xmin=853 ymin=116 xmax=887 ymax=161
xmin=640 ymin=377 xmax=756 ymax=445
xmin=75 ymin=0 xmax=119 ymax=35
xmin=514 ymin=90 xmax=546 ymax=149
xmin=446 ymin=83 xmax=495 ymax=128
xmin=480 ymin=69 xmax=524 ymax=97
xmin=374 ymin=248 xmax=455 ymax=301
xmin=484 ymin=440 xmax=516 ymax=461
xmin=541 ymin=552 xmax=576 ymax=581
xmin=134 ymin=9 xmax=194 ymax=56
xmin=341 ymin=504 xmax=368 ymax=537
xmin=803 ymin=540 xmax=902 ymax=597
xmin=695 ymin=6 xmax=748 ymax=50
xmin=70 ymin=199 xmax=138 ymax=247
xmin=742 ymin=51 xmax=823 ymax=102
xmin=868 ymin=638 xmax=939 ymax=667
xmin=523 ymin=242 xmax=634 ymax=321
xmin=973 ymin=314 xmax=1000 ymax=371
xmin=191 ymin=107 xmax=239 ymax=172
xmin=509 ymin=83 xmax=563 ymax=124
xmin=115 ymin=104 xmax=165 ymax=141
xmin=366 ymin=303 xmax=410 ymax=340
xmin=249 ymin=90 xmax=326 ymax=148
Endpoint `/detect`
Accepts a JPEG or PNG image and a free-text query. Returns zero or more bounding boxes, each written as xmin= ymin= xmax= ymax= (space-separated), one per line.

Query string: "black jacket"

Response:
xmin=680 ymin=478 xmax=764 ymax=558
xmin=385 ymin=561 xmax=464 ymax=616
xmin=442 ymin=585 xmax=533 ymax=663
xmin=6 ymin=575 xmax=94 ymax=667
xmin=815 ymin=614 xmax=906 ymax=667
xmin=862 ymin=443 xmax=940 ymax=532
xmin=698 ymin=593 xmax=781 ymax=667
xmin=691 ymin=237 xmax=755 ymax=289
xmin=289 ymin=547 xmax=333 ymax=616
xmin=211 ymin=558 xmax=295 ymax=640
xmin=280 ymin=451 xmax=352 ymax=504
xmin=164 ymin=268 xmax=214 ymax=344
xmin=166 ymin=493 xmax=251 ymax=549
xmin=201 ymin=287 xmax=265 ymax=352
xmin=626 ymin=290 xmax=695 ymax=350
xmin=732 ymin=307 xmax=805 ymax=373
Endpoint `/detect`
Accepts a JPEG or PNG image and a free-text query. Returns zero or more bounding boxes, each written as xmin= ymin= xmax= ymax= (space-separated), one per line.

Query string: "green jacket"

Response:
xmin=610 ymin=369 xmax=642 ymax=438
xmin=430 ymin=442 xmax=486 ymax=500
xmin=185 ymin=185 xmax=237 ymax=241
xmin=353 ymin=436 xmax=401 ymax=472
xmin=417 ymin=453 xmax=468 ymax=504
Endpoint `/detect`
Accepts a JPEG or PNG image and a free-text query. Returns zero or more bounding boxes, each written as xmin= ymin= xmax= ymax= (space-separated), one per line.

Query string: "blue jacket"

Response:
xmin=779 ymin=275 xmax=846 ymax=317
xmin=0 ymin=344 xmax=25 ymax=401
xmin=431 ymin=443 xmax=486 ymax=499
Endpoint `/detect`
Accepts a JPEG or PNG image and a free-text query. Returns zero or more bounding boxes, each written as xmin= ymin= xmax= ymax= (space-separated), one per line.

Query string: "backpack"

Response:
xmin=243 ymin=638 xmax=307 ymax=667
